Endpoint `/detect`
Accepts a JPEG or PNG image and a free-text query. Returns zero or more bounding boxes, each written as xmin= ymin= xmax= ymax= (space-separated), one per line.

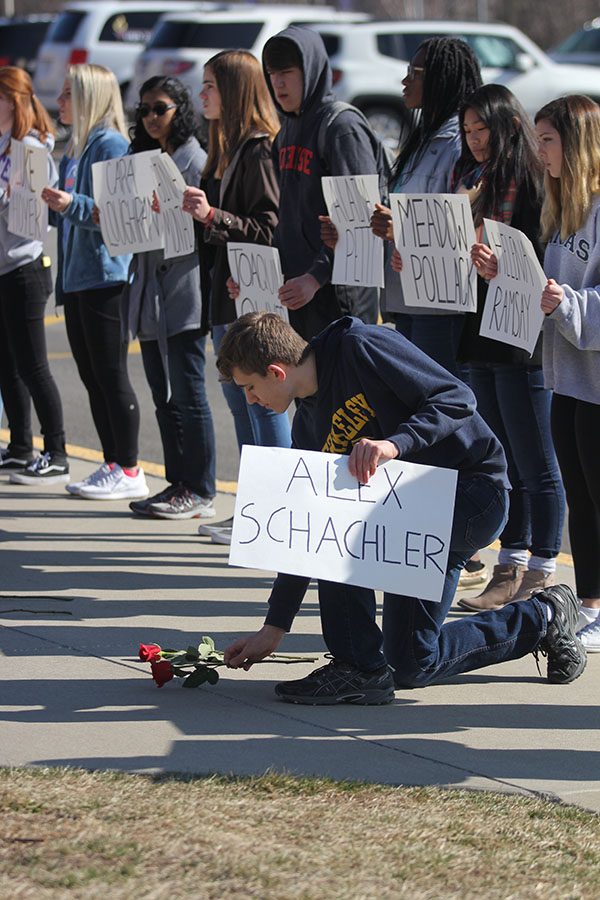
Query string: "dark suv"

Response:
xmin=0 ymin=15 xmax=55 ymax=77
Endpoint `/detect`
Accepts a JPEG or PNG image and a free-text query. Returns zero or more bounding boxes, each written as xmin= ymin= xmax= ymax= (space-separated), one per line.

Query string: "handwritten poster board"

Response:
xmin=229 ymin=447 xmax=458 ymax=601
xmin=8 ymin=139 xmax=49 ymax=241
xmin=390 ymin=193 xmax=477 ymax=312
xmin=478 ymin=219 xmax=546 ymax=355
xmin=227 ymin=243 xmax=288 ymax=322
xmin=151 ymin=152 xmax=195 ymax=260
xmin=322 ymin=174 xmax=384 ymax=288
xmin=92 ymin=150 xmax=162 ymax=256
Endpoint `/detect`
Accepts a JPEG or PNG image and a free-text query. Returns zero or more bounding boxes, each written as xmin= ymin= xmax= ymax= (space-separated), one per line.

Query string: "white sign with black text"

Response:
xmin=92 ymin=150 xmax=162 ymax=256
xmin=478 ymin=219 xmax=546 ymax=355
xmin=8 ymin=139 xmax=49 ymax=241
xmin=389 ymin=193 xmax=477 ymax=312
xmin=322 ymin=174 xmax=384 ymax=288
xmin=227 ymin=243 xmax=288 ymax=322
xmin=229 ymin=446 xmax=458 ymax=601
xmin=151 ymin=152 xmax=195 ymax=259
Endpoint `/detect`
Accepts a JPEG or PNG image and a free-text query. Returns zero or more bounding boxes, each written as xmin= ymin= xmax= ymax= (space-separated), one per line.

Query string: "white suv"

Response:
xmin=34 ymin=1 xmax=218 ymax=114
xmin=311 ymin=20 xmax=600 ymax=150
xmin=125 ymin=5 xmax=370 ymax=112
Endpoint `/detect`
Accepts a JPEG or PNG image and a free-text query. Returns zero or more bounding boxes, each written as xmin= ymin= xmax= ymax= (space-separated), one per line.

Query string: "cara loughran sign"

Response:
xmin=229 ymin=447 xmax=458 ymax=602
xmin=389 ymin=193 xmax=477 ymax=312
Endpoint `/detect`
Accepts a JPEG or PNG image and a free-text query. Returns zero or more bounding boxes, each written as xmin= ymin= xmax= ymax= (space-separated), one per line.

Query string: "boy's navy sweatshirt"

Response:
xmin=264 ymin=26 xmax=380 ymax=285
xmin=264 ymin=316 xmax=509 ymax=632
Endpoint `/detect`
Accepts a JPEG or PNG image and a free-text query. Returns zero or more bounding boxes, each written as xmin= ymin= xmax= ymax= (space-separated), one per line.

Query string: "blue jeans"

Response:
xmin=317 ymin=474 xmax=547 ymax=686
xmin=141 ymin=329 xmax=216 ymax=498
xmin=469 ymin=364 xmax=565 ymax=558
xmin=212 ymin=324 xmax=292 ymax=452
xmin=395 ymin=313 xmax=465 ymax=378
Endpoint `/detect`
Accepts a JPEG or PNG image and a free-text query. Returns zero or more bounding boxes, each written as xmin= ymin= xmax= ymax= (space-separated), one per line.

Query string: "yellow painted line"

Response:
xmin=0 ymin=426 xmax=576 ymax=553
xmin=0 ymin=428 xmax=237 ymax=495
xmin=47 ymin=343 xmax=140 ymax=360
xmin=44 ymin=313 xmax=64 ymax=326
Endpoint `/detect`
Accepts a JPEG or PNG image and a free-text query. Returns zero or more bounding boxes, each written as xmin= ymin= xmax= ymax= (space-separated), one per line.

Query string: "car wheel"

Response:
xmin=362 ymin=105 xmax=409 ymax=154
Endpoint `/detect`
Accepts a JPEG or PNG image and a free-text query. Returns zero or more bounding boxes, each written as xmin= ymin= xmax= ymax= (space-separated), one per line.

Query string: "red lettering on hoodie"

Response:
xmin=279 ymin=145 xmax=313 ymax=175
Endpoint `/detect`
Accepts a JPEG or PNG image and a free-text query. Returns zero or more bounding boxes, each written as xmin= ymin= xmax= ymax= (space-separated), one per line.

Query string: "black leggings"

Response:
xmin=63 ymin=285 xmax=140 ymax=468
xmin=0 ymin=256 xmax=66 ymax=456
xmin=551 ymin=393 xmax=600 ymax=598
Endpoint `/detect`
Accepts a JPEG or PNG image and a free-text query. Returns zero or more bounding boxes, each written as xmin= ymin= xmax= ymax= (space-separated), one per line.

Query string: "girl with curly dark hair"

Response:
xmin=124 ymin=76 xmax=217 ymax=522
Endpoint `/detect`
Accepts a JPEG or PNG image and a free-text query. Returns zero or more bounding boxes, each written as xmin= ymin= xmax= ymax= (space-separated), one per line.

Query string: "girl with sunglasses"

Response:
xmin=41 ymin=64 xmax=147 ymax=501
xmin=533 ymin=95 xmax=600 ymax=652
xmin=0 ymin=66 xmax=67 ymax=485
xmin=182 ymin=49 xmax=290 ymax=543
xmin=124 ymin=75 xmax=216 ymax=521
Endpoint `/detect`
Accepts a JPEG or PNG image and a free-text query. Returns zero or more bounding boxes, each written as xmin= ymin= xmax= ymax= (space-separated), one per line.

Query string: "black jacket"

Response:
xmin=458 ymin=183 xmax=544 ymax=367
xmin=264 ymin=26 xmax=381 ymax=340
xmin=201 ymin=134 xmax=279 ymax=327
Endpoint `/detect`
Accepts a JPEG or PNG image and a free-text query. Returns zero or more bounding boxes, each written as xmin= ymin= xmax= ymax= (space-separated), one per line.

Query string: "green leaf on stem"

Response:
xmin=206 ymin=669 xmax=219 ymax=685
xmin=182 ymin=666 xmax=209 ymax=689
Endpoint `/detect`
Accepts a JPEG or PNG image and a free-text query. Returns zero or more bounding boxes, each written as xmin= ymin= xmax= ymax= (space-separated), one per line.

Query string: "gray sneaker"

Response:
xmin=149 ymin=486 xmax=216 ymax=520
xmin=275 ymin=658 xmax=395 ymax=705
xmin=534 ymin=584 xmax=587 ymax=684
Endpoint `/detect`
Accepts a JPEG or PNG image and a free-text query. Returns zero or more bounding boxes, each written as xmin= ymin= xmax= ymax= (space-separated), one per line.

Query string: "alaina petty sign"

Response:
xmin=229 ymin=447 xmax=458 ymax=601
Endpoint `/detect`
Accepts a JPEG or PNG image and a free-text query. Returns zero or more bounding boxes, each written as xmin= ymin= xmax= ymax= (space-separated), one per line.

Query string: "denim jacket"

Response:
xmin=53 ymin=126 xmax=130 ymax=303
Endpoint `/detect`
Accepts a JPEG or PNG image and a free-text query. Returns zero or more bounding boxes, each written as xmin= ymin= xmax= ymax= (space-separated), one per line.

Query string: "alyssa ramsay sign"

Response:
xmin=479 ymin=219 xmax=546 ymax=355
xmin=389 ymin=193 xmax=477 ymax=312
xmin=228 ymin=447 xmax=458 ymax=601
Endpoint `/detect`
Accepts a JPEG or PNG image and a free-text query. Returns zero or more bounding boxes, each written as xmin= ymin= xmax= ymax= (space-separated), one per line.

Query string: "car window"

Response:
xmin=0 ymin=22 xmax=50 ymax=58
xmin=99 ymin=12 xmax=163 ymax=43
xmin=377 ymin=30 xmax=520 ymax=70
xmin=46 ymin=11 xmax=85 ymax=43
xmin=377 ymin=32 xmax=413 ymax=60
xmin=555 ymin=29 xmax=600 ymax=52
xmin=148 ymin=20 xmax=263 ymax=50
xmin=466 ymin=35 xmax=520 ymax=68
xmin=318 ymin=33 xmax=340 ymax=56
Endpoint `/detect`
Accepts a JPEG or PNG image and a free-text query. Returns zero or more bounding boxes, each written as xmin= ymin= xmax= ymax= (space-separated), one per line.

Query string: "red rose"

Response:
xmin=139 ymin=643 xmax=162 ymax=662
xmin=151 ymin=659 xmax=174 ymax=688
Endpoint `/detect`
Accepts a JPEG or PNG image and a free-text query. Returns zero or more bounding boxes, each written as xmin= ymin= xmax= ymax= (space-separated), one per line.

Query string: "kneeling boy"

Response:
xmin=218 ymin=313 xmax=586 ymax=703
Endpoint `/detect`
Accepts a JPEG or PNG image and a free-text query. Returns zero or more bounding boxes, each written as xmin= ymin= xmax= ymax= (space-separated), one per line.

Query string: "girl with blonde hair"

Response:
xmin=0 ymin=66 xmax=68 ymax=485
xmin=41 ymin=64 xmax=147 ymax=501
xmin=534 ymin=95 xmax=600 ymax=652
xmin=183 ymin=49 xmax=290 ymax=544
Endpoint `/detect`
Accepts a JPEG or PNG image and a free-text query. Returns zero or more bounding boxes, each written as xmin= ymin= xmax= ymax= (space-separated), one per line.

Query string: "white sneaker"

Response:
xmin=66 ymin=462 xmax=113 ymax=496
xmin=211 ymin=527 xmax=232 ymax=545
xmin=198 ymin=516 xmax=234 ymax=536
xmin=577 ymin=618 xmax=600 ymax=653
xmin=576 ymin=607 xmax=599 ymax=633
xmin=78 ymin=464 xmax=149 ymax=500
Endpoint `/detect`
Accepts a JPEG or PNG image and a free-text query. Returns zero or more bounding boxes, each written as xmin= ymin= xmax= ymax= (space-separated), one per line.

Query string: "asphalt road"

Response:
xmin=37 ymin=230 xmax=243 ymax=484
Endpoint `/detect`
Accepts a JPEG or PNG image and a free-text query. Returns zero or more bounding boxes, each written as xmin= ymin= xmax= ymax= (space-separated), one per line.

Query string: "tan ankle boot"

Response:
xmin=513 ymin=569 xmax=555 ymax=602
xmin=457 ymin=563 xmax=527 ymax=611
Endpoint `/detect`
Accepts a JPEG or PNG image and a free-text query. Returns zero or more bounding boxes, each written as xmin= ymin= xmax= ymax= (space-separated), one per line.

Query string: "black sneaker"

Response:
xmin=534 ymin=584 xmax=587 ymax=684
xmin=9 ymin=452 xmax=70 ymax=485
xmin=148 ymin=485 xmax=216 ymax=520
xmin=129 ymin=484 xmax=178 ymax=516
xmin=0 ymin=447 xmax=33 ymax=472
xmin=275 ymin=658 xmax=395 ymax=705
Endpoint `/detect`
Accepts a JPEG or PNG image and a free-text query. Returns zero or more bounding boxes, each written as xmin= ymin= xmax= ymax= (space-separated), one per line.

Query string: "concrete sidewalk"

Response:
xmin=1 ymin=458 xmax=598 ymax=813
